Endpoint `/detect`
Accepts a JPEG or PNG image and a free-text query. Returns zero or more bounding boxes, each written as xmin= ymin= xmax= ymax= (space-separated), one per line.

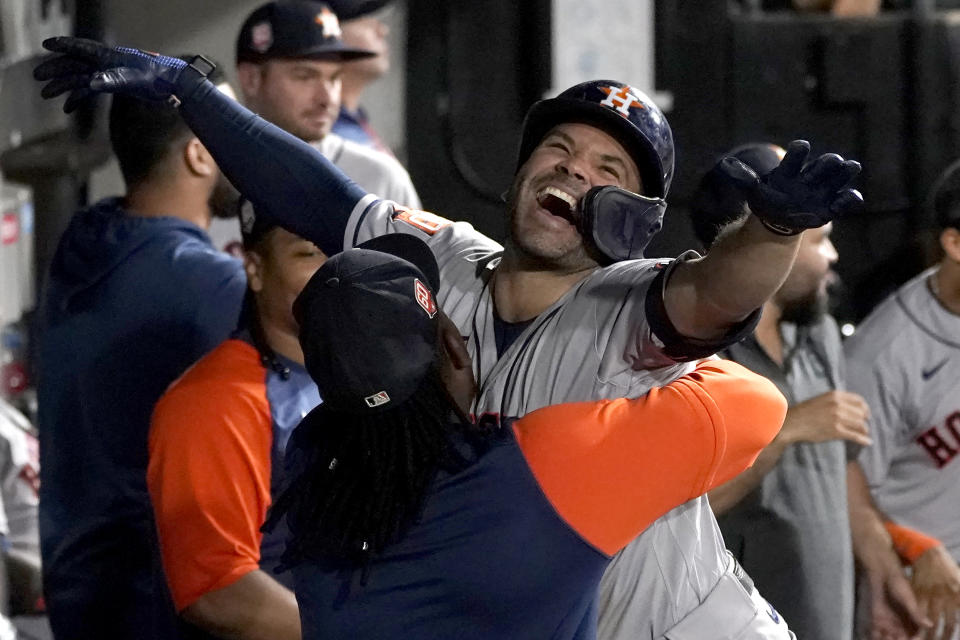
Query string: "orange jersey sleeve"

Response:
xmin=147 ymin=340 xmax=272 ymax=611
xmin=512 ymin=359 xmax=787 ymax=556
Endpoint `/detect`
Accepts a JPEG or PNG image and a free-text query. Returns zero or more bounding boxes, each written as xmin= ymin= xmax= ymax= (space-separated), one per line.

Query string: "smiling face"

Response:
xmin=505 ymin=122 xmax=642 ymax=270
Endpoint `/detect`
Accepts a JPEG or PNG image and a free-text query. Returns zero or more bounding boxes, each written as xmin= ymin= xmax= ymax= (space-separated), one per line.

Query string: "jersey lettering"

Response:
xmin=393 ymin=208 xmax=452 ymax=236
xmin=916 ymin=414 xmax=960 ymax=468
xmin=946 ymin=411 xmax=960 ymax=439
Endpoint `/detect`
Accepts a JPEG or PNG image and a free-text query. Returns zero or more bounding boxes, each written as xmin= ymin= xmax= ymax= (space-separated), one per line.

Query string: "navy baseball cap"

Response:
xmin=236 ymin=1 xmax=377 ymax=64
xmin=323 ymin=0 xmax=393 ymax=20
xmin=294 ymin=234 xmax=442 ymax=414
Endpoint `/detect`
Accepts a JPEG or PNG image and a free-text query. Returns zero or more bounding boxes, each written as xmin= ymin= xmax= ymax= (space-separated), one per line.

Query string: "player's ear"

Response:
xmin=940 ymin=227 xmax=960 ymax=263
xmin=244 ymin=250 xmax=266 ymax=293
xmin=235 ymin=62 xmax=263 ymax=100
xmin=183 ymin=137 xmax=216 ymax=178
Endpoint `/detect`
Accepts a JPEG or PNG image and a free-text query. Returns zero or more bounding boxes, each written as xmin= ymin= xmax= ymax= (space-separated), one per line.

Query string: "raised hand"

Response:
xmin=718 ymin=139 xmax=863 ymax=235
xmin=779 ymin=390 xmax=872 ymax=447
xmin=33 ymin=37 xmax=203 ymax=113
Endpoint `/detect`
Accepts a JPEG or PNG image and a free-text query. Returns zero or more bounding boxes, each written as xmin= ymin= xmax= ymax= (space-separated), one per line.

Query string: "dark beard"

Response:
xmin=208 ymin=175 xmax=241 ymax=220
xmin=780 ymin=288 xmax=829 ymax=327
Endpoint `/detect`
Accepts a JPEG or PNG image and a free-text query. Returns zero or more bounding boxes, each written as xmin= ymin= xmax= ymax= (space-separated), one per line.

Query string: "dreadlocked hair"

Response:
xmin=265 ymin=367 xmax=479 ymax=572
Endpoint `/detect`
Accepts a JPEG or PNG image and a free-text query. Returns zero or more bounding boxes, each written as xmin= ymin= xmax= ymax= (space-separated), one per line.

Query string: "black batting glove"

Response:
xmin=33 ymin=37 xmax=209 ymax=113
xmin=717 ymin=139 xmax=864 ymax=235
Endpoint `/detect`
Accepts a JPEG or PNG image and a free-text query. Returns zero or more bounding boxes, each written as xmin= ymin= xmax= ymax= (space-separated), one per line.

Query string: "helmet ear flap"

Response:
xmin=579 ymin=186 xmax=667 ymax=263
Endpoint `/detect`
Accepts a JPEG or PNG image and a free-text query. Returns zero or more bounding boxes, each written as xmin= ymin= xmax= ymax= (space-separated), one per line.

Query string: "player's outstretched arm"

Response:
xmin=33 ymin=37 xmax=367 ymax=257
xmin=664 ymin=140 xmax=862 ymax=341
xmin=513 ymin=359 xmax=787 ymax=556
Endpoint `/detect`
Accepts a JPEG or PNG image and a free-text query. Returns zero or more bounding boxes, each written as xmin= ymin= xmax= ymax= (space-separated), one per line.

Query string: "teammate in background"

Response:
xmin=208 ymin=0 xmax=418 ymax=253
xmin=325 ymin=0 xmax=396 ymax=153
xmin=35 ymin=66 xmax=247 ymax=639
xmin=266 ymin=235 xmax=789 ymax=639
xmin=0 ymin=397 xmax=42 ymax=636
xmin=147 ymin=202 xmax=325 ymax=640
xmin=845 ymin=161 xmax=960 ymax=640
xmin=691 ymin=142 xmax=871 ymax=640
xmin=35 ymin=41 xmax=866 ymax=637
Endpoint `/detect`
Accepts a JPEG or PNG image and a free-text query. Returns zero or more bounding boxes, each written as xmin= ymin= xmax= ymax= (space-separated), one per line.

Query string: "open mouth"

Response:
xmin=536 ymin=186 xmax=579 ymax=223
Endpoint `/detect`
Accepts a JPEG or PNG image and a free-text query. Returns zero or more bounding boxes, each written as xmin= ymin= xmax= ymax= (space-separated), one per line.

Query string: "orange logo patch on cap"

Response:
xmin=316 ymin=7 xmax=342 ymax=38
xmin=414 ymin=279 xmax=438 ymax=318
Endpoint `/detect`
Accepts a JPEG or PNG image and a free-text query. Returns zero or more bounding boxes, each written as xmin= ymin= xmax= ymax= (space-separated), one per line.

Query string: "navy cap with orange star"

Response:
xmin=236 ymin=1 xmax=377 ymax=64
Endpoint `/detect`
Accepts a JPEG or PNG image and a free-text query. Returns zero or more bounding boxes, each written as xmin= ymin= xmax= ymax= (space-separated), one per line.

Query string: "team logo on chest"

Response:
xmin=599 ymin=86 xmax=645 ymax=118
xmin=414 ymin=279 xmax=437 ymax=318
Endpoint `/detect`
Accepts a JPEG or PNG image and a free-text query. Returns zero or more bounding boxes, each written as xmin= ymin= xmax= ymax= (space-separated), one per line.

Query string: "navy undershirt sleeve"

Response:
xmin=177 ymin=77 xmax=368 ymax=256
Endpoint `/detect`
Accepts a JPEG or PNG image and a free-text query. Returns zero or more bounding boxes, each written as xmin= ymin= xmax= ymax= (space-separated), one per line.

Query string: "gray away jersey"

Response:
xmin=344 ymin=196 xmax=785 ymax=639
xmin=846 ymin=267 xmax=960 ymax=560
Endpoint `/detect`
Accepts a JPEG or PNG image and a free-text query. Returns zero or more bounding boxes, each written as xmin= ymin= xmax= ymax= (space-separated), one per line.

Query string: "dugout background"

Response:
xmin=4 ymin=0 xmax=960 ymax=333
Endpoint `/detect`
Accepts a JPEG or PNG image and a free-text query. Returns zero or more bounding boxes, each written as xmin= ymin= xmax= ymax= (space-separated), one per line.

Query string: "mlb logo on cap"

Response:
xmin=364 ymin=391 xmax=391 ymax=408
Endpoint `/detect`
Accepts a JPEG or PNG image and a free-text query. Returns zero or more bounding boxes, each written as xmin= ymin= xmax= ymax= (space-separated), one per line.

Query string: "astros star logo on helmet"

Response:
xmin=316 ymin=8 xmax=341 ymax=38
xmin=599 ymin=86 xmax=645 ymax=118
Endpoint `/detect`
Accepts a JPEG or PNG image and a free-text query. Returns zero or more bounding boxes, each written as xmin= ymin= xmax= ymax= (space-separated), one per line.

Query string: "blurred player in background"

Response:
xmin=204 ymin=0 xmax=419 ymax=255
xmin=326 ymin=0 xmax=397 ymax=154
xmin=35 ymin=64 xmax=246 ymax=639
xmin=846 ymin=160 xmax=960 ymax=640
xmin=692 ymin=142 xmax=870 ymax=640
xmin=148 ymin=201 xmax=326 ymax=640
xmin=0 ymin=397 xmax=42 ymax=639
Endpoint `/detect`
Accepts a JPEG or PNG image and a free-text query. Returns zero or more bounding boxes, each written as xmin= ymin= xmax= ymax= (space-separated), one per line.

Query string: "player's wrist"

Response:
xmin=752 ymin=213 xmax=803 ymax=237
xmin=172 ymin=55 xmax=216 ymax=106
xmin=885 ymin=521 xmax=943 ymax=565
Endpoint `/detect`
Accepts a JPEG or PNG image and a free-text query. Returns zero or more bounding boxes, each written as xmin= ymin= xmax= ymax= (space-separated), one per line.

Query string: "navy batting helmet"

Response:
xmin=517 ymin=80 xmax=675 ymax=199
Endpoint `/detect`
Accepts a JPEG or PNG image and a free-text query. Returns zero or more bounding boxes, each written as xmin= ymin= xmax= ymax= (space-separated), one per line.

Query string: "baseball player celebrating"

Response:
xmin=845 ymin=161 xmax=960 ymax=640
xmin=35 ymin=40 xmax=862 ymax=638
xmin=265 ymin=234 xmax=788 ymax=639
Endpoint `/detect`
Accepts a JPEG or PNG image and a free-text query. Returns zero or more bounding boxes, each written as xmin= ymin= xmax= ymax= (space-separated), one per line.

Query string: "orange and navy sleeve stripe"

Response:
xmin=147 ymin=339 xmax=273 ymax=611
xmin=512 ymin=360 xmax=787 ymax=556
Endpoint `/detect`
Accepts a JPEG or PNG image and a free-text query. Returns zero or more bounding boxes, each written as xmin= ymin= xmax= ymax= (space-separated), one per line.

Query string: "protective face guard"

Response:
xmin=579 ymin=185 xmax=667 ymax=262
